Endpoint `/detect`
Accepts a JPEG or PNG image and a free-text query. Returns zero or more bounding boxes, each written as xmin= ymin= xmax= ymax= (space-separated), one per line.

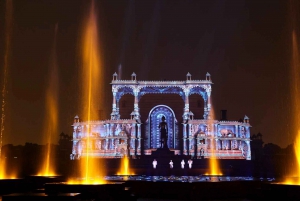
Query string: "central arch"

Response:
xmin=146 ymin=105 xmax=178 ymax=149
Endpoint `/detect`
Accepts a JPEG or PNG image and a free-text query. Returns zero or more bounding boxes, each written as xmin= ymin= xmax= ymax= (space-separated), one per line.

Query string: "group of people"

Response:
xmin=152 ymin=159 xmax=193 ymax=169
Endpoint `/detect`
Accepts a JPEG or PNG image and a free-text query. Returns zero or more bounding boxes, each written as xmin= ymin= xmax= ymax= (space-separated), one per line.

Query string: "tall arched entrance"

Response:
xmin=144 ymin=105 xmax=179 ymax=155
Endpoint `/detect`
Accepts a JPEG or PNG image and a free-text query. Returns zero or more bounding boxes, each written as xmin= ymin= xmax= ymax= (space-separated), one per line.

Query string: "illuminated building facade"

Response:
xmin=71 ymin=73 xmax=251 ymax=160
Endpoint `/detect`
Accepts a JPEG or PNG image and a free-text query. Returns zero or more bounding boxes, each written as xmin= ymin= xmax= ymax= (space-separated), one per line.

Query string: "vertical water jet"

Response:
xmin=37 ymin=24 xmax=59 ymax=177
xmin=283 ymin=0 xmax=300 ymax=184
xmin=0 ymin=0 xmax=13 ymax=179
xmin=69 ymin=0 xmax=106 ymax=184
xmin=117 ymin=157 xmax=134 ymax=176
xmin=206 ymin=105 xmax=222 ymax=175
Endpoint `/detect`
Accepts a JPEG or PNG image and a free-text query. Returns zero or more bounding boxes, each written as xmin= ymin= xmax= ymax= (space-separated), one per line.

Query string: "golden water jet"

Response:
xmin=283 ymin=30 xmax=300 ymax=185
xmin=117 ymin=157 xmax=134 ymax=176
xmin=70 ymin=0 xmax=106 ymax=184
xmin=37 ymin=24 xmax=59 ymax=177
xmin=0 ymin=0 xmax=15 ymax=179
xmin=206 ymin=105 xmax=222 ymax=176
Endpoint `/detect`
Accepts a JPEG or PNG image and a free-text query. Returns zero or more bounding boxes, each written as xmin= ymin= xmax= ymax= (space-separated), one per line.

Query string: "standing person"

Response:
xmin=181 ymin=159 xmax=185 ymax=169
xmin=152 ymin=159 xmax=157 ymax=169
xmin=188 ymin=159 xmax=193 ymax=169
xmin=169 ymin=160 xmax=173 ymax=169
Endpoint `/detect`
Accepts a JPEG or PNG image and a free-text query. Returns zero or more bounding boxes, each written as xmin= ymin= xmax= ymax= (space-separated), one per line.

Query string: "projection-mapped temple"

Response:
xmin=71 ymin=73 xmax=251 ymax=160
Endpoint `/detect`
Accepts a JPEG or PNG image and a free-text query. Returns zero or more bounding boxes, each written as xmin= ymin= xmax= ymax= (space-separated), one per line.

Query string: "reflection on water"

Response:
xmin=105 ymin=175 xmax=273 ymax=183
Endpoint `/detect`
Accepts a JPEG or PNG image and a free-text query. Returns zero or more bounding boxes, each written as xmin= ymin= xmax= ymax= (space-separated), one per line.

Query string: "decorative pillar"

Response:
xmin=207 ymin=89 xmax=212 ymax=120
xmin=246 ymin=140 xmax=251 ymax=160
xmin=214 ymin=124 xmax=218 ymax=138
xmin=203 ymin=102 xmax=208 ymax=119
xmin=245 ymin=126 xmax=250 ymax=138
xmin=116 ymin=100 xmax=120 ymax=119
xmin=105 ymin=124 xmax=110 ymax=137
xmin=105 ymin=139 xmax=109 ymax=150
xmin=197 ymin=135 xmax=200 ymax=158
xmin=111 ymin=139 xmax=115 ymax=150
xmin=110 ymin=124 xmax=114 ymax=136
xmin=182 ymin=88 xmax=190 ymax=122
xmin=111 ymin=87 xmax=118 ymax=119
xmin=133 ymin=87 xmax=141 ymax=122
xmin=137 ymin=124 xmax=141 ymax=155
xmin=183 ymin=124 xmax=187 ymax=155
xmin=235 ymin=125 xmax=239 ymax=138
xmin=189 ymin=138 xmax=192 ymax=156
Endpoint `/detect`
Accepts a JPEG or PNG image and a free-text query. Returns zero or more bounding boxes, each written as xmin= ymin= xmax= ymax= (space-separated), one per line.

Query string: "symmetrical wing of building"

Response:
xmin=71 ymin=73 xmax=251 ymax=160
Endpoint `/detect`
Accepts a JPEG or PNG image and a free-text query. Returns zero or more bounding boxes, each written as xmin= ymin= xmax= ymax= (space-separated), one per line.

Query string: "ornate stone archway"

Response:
xmin=144 ymin=105 xmax=179 ymax=154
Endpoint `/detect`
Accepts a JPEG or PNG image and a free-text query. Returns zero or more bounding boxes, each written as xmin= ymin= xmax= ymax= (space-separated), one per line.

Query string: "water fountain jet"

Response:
xmin=206 ymin=105 xmax=222 ymax=176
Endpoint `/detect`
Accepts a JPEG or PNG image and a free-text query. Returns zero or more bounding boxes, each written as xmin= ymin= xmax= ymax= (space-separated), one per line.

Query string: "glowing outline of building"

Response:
xmin=71 ymin=73 xmax=251 ymax=160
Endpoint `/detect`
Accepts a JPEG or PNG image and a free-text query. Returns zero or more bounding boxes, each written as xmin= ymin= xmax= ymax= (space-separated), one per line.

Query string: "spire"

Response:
xmin=206 ymin=72 xmax=211 ymax=81
xmin=186 ymin=72 xmax=191 ymax=80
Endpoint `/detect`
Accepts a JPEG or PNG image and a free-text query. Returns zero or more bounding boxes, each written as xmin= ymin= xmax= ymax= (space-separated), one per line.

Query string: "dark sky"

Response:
xmin=0 ymin=0 xmax=299 ymax=148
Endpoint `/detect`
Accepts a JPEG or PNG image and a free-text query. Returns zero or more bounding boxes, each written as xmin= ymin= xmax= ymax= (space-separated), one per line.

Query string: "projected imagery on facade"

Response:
xmin=71 ymin=73 xmax=251 ymax=160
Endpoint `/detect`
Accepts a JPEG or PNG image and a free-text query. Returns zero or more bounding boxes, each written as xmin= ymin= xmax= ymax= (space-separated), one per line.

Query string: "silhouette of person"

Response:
xmin=181 ymin=160 xmax=185 ymax=169
xmin=169 ymin=160 xmax=173 ymax=169
xmin=188 ymin=159 xmax=193 ymax=169
xmin=159 ymin=116 xmax=168 ymax=148
xmin=152 ymin=159 xmax=157 ymax=169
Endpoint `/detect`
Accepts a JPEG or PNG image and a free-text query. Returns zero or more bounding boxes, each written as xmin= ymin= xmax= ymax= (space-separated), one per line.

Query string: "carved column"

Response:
xmin=189 ymin=138 xmax=192 ymax=156
xmin=197 ymin=135 xmax=200 ymax=158
xmin=105 ymin=139 xmax=109 ymax=150
xmin=235 ymin=125 xmax=239 ymax=137
xmin=203 ymin=101 xmax=208 ymax=119
xmin=214 ymin=124 xmax=218 ymax=139
xmin=183 ymin=88 xmax=190 ymax=122
xmin=206 ymin=86 xmax=212 ymax=120
xmin=116 ymin=100 xmax=120 ymax=119
xmin=111 ymin=87 xmax=118 ymax=119
xmin=183 ymin=124 xmax=187 ymax=155
xmin=131 ymin=123 xmax=136 ymax=155
xmin=110 ymin=123 xmax=114 ymax=137
xmin=133 ymin=87 xmax=141 ymax=121
xmin=245 ymin=126 xmax=250 ymax=138
xmin=106 ymin=124 xmax=110 ymax=137
xmin=111 ymin=138 xmax=115 ymax=150
xmin=137 ymin=124 xmax=141 ymax=155
xmin=246 ymin=140 xmax=251 ymax=160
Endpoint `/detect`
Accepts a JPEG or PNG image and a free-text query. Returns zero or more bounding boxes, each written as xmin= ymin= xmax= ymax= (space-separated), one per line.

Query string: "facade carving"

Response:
xmin=71 ymin=73 xmax=251 ymax=160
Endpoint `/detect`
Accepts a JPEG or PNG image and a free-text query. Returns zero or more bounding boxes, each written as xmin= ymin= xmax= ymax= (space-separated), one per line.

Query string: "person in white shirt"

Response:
xmin=181 ymin=159 xmax=185 ymax=169
xmin=152 ymin=159 xmax=157 ymax=169
xmin=169 ymin=160 xmax=173 ymax=169
xmin=188 ymin=159 xmax=193 ymax=169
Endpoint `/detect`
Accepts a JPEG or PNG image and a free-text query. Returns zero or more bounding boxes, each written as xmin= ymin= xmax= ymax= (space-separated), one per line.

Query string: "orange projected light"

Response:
xmin=74 ymin=1 xmax=106 ymax=184
xmin=206 ymin=106 xmax=222 ymax=176
xmin=117 ymin=157 xmax=134 ymax=176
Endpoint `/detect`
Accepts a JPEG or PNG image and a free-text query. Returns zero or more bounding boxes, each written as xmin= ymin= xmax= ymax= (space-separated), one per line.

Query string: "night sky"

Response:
xmin=0 ymin=0 xmax=299 ymax=148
